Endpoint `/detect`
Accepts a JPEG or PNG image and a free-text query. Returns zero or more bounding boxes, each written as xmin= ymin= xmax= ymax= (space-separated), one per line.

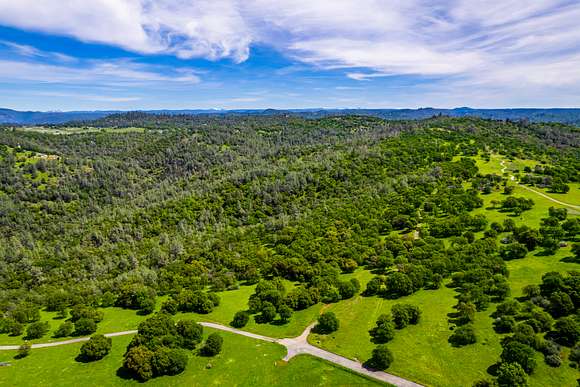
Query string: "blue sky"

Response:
xmin=0 ymin=0 xmax=579 ymax=111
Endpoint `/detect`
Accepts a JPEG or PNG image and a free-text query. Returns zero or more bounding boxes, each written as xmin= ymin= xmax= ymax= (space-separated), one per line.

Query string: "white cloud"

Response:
xmin=1 ymin=1 xmax=580 ymax=105
xmin=0 ymin=58 xmax=200 ymax=85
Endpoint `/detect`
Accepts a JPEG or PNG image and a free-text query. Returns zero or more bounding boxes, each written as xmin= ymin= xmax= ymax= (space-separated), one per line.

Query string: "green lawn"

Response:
xmin=0 ymin=329 xmax=383 ymax=387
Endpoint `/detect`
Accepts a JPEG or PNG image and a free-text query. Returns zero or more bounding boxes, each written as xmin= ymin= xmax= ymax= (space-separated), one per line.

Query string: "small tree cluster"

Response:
xmin=315 ymin=312 xmax=339 ymax=334
xmin=79 ymin=334 xmax=112 ymax=361
xmin=391 ymin=304 xmax=421 ymax=329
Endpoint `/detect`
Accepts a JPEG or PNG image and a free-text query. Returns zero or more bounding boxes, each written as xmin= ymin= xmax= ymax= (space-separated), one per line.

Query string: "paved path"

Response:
xmin=0 ymin=330 xmax=138 ymax=350
xmin=0 ymin=322 xmax=422 ymax=386
xmin=198 ymin=322 xmax=278 ymax=343
xmin=500 ymin=159 xmax=578 ymax=213
xmin=278 ymin=323 xmax=422 ymax=387
xmin=518 ymin=184 xmax=580 ymax=213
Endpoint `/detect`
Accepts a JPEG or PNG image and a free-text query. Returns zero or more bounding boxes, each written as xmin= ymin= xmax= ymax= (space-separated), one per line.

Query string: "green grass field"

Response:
xmin=1 ymin=152 xmax=577 ymax=387
xmin=0 ymin=280 xmax=322 ymax=346
xmin=305 ymin=154 xmax=579 ymax=386
xmin=0 ymin=329 xmax=382 ymax=387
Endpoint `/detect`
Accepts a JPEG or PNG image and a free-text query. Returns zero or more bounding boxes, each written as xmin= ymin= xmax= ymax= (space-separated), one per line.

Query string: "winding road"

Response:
xmin=0 ymin=321 xmax=422 ymax=387
xmin=499 ymin=160 xmax=579 ymax=213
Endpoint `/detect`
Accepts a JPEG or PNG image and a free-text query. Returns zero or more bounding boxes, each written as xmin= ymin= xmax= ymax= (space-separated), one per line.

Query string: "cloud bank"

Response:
xmin=0 ymin=0 xmax=579 ymax=107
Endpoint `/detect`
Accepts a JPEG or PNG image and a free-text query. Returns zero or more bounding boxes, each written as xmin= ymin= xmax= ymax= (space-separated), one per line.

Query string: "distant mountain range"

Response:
xmin=2 ymin=107 xmax=580 ymax=125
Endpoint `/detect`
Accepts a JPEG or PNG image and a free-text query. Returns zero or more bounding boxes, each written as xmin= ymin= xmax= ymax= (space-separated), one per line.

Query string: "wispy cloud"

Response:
xmin=1 ymin=1 xmax=580 ymax=108
xmin=0 ymin=56 xmax=200 ymax=85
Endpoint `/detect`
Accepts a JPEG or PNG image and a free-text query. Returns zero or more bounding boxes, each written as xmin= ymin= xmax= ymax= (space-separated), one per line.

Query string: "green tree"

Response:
xmin=316 ymin=312 xmax=339 ymax=334
xmin=554 ymin=316 xmax=580 ymax=347
xmin=500 ymin=341 xmax=536 ymax=374
xmin=259 ymin=302 xmax=277 ymax=323
xmin=231 ymin=311 xmax=250 ymax=328
xmin=151 ymin=347 xmax=188 ymax=376
xmin=176 ymin=320 xmax=203 ymax=349
xmin=391 ymin=304 xmax=421 ymax=329
xmin=123 ymin=345 xmax=154 ymax=381
xmin=74 ymin=318 xmax=97 ymax=336
xmin=201 ymin=333 xmax=223 ymax=356
xmin=369 ymin=314 xmax=395 ymax=343
xmin=449 ymin=324 xmax=477 ymax=346
xmin=278 ymin=304 xmax=293 ymax=323
xmin=79 ymin=334 xmax=112 ymax=361
xmin=367 ymin=345 xmax=393 ymax=370
xmin=25 ymin=321 xmax=49 ymax=340
xmin=496 ymin=362 xmax=528 ymax=387
xmin=54 ymin=321 xmax=74 ymax=338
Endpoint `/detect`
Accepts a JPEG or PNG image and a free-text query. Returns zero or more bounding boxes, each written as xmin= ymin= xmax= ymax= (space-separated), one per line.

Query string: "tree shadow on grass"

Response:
xmin=116 ymin=367 xmax=140 ymax=382
xmin=486 ymin=362 xmax=500 ymax=376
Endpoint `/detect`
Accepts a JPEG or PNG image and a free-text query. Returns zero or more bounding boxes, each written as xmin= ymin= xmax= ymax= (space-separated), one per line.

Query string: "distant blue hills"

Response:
xmin=2 ymin=107 xmax=580 ymax=125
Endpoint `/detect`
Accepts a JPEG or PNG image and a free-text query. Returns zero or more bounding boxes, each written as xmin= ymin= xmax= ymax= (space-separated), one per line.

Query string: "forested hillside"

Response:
xmin=0 ymin=115 xmax=579 ymax=386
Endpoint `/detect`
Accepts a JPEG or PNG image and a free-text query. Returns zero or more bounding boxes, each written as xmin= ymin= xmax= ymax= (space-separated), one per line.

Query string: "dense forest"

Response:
xmin=0 ymin=114 xmax=579 ymax=384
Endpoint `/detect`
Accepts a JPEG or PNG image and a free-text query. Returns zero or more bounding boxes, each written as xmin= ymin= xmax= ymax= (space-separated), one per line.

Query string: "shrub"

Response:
xmin=151 ymin=347 xmax=188 ymax=376
xmin=74 ymin=318 xmax=97 ymax=336
xmin=367 ymin=345 xmax=393 ymax=370
xmin=496 ymin=362 xmax=528 ymax=387
xmin=123 ymin=345 xmax=154 ymax=381
xmin=500 ymin=341 xmax=536 ymax=374
xmin=160 ymin=299 xmax=178 ymax=315
xmin=231 ymin=311 xmax=250 ymax=328
xmin=449 ymin=324 xmax=477 ymax=346
xmin=369 ymin=314 xmax=395 ymax=343
xmin=278 ymin=304 xmax=293 ymax=323
xmin=259 ymin=302 xmax=277 ymax=323
xmin=79 ymin=334 xmax=112 ymax=361
xmin=544 ymin=354 xmax=561 ymax=367
xmin=54 ymin=321 xmax=74 ymax=338
xmin=493 ymin=316 xmax=516 ymax=334
xmin=315 ymin=312 xmax=339 ymax=334
xmin=25 ymin=321 xmax=49 ymax=340
xmin=201 ymin=333 xmax=223 ymax=356
xmin=176 ymin=320 xmax=203 ymax=349
xmin=391 ymin=304 xmax=421 ymax=329
xmin=553 ymin=316 xmax=580 ymax=347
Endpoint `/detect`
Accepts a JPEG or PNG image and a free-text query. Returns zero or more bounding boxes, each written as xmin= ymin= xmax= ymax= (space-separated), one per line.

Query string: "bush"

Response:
xmin=79 ymin=334 xmax=112 ymax=361
xmin=25 ymin=321 xmax=49 ymax=340
xmin=69 ymin=305 xmax=104 ymax=323
xmin=278 ymin=304 xmax=293 ymax=323
xmin=544 ymin=354 xmax=561 ymax=367
xmin=54 ymin=321 xmax=74 ymax=338
xmin=231 ymin=311 xmax=250 ymax=328
xmin=500 ymin=341 xmax=536 ymax=374
xmin=369 ymin=314 xmax=395 ymax=343
xmin=493 ymin=316 xmax=516 ymax=334
xmin=9 ymin=321 xmax=23 ymax=336
xmin=315 ymin=312 xmax=339 ymax=334
xmin=449 ymin=324 xmax=477 ymax=346
xmin=74 ymin=318 xmax=97 ymax=336
xmin=569 ymin=344 xmax=580 ymax=365
xmin=176 ymin=320 xmax=203 ymax=349
xmin=258 ymin=302 xmax=277 ymax=323
xmin=391 ymin=304 xmax=421 ymax=329
xmin=201 ymin=333 xmax=223 ymax=356
xmin=161 ymin=299 xmax=178 ymax=315
xmin=367 ymin=345 xmax=393 ymax=370
xmin=151 ymin=347 xmax=188 ymax=376
xmin=553 ymin=316 xmax=580 ymax=347
xmin=496 ymin=362 xmax=528 ymax=387
xmin=123 ymin=345 xmax=154 ymax=381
